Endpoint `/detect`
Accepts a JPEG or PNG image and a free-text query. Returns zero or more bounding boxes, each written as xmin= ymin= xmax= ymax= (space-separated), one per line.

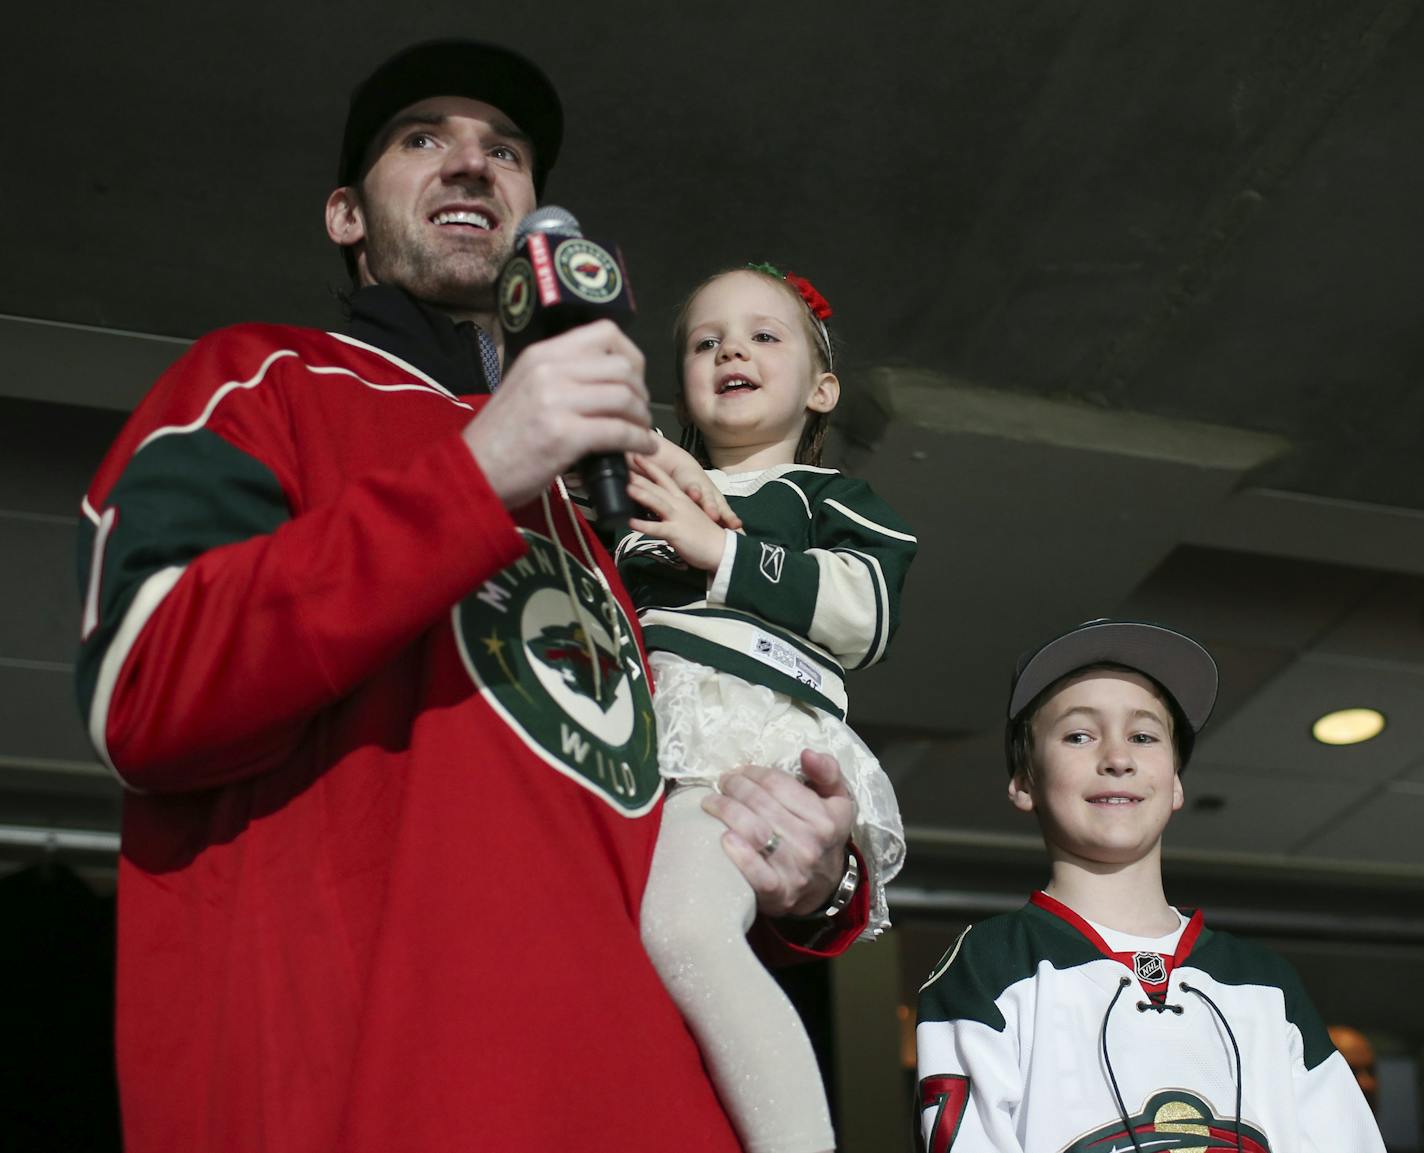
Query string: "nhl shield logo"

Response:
xmin=453 ymin=530 xmax=661 ymax=815
xmin=1133 ymin=952 xmax=1168 ymax=984
xmin=759 ymin=542 xmax=786 ymax=583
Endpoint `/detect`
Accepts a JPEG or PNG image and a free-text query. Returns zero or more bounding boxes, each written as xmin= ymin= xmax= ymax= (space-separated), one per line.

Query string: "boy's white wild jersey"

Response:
xmin=915 ymin=893 xmax=1384 ymax=1153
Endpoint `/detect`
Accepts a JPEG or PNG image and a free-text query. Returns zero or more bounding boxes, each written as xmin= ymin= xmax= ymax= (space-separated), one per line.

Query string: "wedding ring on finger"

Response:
xmin=760 ymin=830 xmax=783 ymax=858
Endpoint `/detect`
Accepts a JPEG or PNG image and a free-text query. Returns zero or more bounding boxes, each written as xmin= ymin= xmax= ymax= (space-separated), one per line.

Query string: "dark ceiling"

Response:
xmin=7 ymin=0 xmax=1422 ymax=504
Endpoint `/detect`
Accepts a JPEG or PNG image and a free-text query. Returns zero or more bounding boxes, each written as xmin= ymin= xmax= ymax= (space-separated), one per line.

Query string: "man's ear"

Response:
xmin=325 ymin=186 xmax=366 ymax=248
xmin=807 ymin=371 xmax=840 ymax=415
xmin=1008 ymin=772 xmax=1036 ymax=814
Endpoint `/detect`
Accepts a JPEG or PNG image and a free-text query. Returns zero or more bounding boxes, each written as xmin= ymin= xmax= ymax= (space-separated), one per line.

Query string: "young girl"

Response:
xmin=617 ymin=264 xmax=916 ymax=1153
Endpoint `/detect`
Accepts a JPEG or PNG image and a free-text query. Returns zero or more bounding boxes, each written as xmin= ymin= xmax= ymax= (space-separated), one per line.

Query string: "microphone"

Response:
xmin=497 ymin=206 xmax=638 ymax=535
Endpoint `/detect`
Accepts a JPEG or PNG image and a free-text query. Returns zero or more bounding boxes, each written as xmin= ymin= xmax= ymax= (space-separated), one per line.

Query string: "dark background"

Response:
xmin=2 ymin=2 xmax=1422 ymax=1146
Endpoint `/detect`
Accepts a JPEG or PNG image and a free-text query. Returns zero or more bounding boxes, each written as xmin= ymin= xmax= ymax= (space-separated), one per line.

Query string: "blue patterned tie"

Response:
xmin=474 ymin=325 xmax=502 ymax=391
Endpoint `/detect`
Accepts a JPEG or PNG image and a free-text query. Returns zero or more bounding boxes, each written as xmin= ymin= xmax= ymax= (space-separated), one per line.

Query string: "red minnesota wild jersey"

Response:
xmin=74 ymin=319 xmax=855 ymax=1153
xmin=915 ymin=894 xmax=1385 ymax=1153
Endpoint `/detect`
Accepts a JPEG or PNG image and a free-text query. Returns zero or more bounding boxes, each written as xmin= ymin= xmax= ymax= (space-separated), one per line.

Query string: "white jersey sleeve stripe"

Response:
xmin=304 ymin=364 xmax=476 ymax=407
xmin=825 ymin=547 xmax=890 ymax=668
xmin=87 ymin=564 xmax=186 ymax=788
xmin=770 ymin=476 xmax=813 ymax=517
xmin=328 ymin=331 xmax=467 ymax=400
xmin=81 ymin=507 xmax=117 ymax=641
xmin=708 ymin=529 xmax=739 ymax=605
xmin=137 ymin=345 xmax=476 ymax=455
xmin=135 ymin=350 xmax=297 ymax=452
xmin=824 ymin=498 xmax=919 ymax=543
xmin=921 ymin=925 xmax=973 ymax=993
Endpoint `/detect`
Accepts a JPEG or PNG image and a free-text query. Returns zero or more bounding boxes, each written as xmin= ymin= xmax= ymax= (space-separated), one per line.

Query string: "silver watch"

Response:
xmin=817 ymin=850 xmax=860 ymax=919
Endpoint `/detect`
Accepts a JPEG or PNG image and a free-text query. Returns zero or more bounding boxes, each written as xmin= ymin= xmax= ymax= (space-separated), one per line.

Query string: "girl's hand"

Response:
xmin=627 ymin=459 xmax=728 ymax=572
xmin=633 ymin=438 xmax=742 ymax=530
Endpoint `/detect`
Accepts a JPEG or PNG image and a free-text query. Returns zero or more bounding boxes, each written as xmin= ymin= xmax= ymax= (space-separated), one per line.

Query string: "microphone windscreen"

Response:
xmin=513 ymin=205 xmax=582 ymax=246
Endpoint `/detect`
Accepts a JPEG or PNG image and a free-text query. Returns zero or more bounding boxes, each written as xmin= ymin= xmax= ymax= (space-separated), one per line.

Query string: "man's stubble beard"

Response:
xmin=361 ymin=196 xmax=512 ymax=313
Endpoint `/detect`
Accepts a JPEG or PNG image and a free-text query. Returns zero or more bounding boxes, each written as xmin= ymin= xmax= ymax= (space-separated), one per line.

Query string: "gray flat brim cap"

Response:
xmin=1008 ymin=619 xmax=1218 ymax=732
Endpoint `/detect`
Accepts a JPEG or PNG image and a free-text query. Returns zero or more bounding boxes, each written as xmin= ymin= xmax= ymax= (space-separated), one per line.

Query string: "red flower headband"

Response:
xmin=746 ymin=262 xmax=835 ymax=367
xmin=747 ymin=262 xmax=833 ymax=320
xmin=784 ymin=273 xmax=833 ymax=321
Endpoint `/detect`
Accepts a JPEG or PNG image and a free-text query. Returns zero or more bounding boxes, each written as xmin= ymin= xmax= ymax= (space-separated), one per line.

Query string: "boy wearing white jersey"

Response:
xmin=915 ymin=620 xmax=1385 ymax=1153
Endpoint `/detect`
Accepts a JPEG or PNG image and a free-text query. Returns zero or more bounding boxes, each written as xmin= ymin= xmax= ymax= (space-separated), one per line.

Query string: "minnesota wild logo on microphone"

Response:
xmin=453 ymin=530 xmax=660 ymax=815
xmin=555 ymin=238 xmax=622 ymax=303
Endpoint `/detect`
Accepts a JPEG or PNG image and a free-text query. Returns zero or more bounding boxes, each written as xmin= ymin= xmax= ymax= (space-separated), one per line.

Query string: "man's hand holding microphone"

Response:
xmin=461 ymin=207 xmax=651 ymax=530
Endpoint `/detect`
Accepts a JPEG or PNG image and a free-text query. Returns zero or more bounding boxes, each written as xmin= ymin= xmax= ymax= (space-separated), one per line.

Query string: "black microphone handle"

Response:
xmin=498 ymin=209 xmax=637 ymax=532
xmin=580 ymin=451 xmax=632 ymax=538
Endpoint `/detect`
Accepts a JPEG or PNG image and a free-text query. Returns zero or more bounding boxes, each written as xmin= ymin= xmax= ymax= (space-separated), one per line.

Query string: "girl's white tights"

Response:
xmin=641 ymin=785 xmax=835 ymax=1153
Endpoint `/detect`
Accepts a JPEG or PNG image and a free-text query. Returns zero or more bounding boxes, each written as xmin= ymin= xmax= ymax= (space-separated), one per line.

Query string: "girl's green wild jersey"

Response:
xmin=915 ymin=897 xmax=1385 ymax=1153
xmin=615 ymin=464 xmax=916 ymax=719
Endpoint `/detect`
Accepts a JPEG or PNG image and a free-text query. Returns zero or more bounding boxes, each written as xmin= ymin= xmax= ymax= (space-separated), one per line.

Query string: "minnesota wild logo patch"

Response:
xmin=1061 ymin=1090 xmax=1270 ymax=1153
xmin=453 ymin=530 xmax=660 ymax=815
xmin=527 ymin=622 xmax=625 ymax=711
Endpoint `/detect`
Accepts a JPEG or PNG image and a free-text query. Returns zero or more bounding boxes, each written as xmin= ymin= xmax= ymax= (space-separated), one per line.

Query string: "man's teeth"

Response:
xmin=433 ymin=210 xmax=492 ymax=229
xmin=1092 ymin=797 xmax=1137 ymax=804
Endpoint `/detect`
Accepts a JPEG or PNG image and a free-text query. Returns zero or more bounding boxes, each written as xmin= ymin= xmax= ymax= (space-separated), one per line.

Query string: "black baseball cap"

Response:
xmin=1008 ymin=619 xmax=1219 ymax=734
xmin=338 ymin=40 xmax=563 ymax=196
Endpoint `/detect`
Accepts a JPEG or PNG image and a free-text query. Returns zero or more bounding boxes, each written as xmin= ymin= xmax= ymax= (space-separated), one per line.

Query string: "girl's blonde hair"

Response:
xmin=671 ymin=265 xmax=838 ymax=468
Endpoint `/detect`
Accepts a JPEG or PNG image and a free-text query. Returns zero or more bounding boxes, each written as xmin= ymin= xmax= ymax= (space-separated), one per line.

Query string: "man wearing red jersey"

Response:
xmin=77 ymin=40 xmax=866 ymax=1153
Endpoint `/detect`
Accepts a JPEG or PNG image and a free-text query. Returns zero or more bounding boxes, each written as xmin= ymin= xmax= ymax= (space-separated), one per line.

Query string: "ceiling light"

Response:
xmin=1311 ymin=708 xmax=1386 ymax=746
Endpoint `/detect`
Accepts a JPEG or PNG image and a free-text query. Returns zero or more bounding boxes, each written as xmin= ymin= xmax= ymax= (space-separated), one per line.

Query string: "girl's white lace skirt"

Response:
xmin=649 ymin=650 xmax=905 ymax=936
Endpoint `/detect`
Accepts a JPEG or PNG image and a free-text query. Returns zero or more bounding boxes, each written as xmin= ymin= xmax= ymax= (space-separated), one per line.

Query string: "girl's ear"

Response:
xmin=325 ymin=186 xmax=367 ymax=248
xmin=806 ymin=371 xmax=840 ymax=414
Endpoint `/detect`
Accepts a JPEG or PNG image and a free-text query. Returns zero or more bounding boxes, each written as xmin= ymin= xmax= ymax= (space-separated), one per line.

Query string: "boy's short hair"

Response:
xmin=1004 ymin=620 xmax=1218 ymax=779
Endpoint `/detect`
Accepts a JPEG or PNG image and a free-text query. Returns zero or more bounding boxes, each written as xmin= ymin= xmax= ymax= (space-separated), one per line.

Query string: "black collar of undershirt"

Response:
xmin=343 ymin=284 xmax=492 ymax=396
